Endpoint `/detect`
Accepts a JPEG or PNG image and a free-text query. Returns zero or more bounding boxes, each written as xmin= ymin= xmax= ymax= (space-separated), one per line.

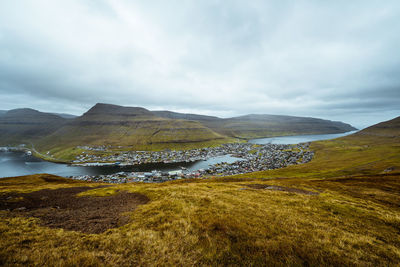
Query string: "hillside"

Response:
xmin=152 ymin=110 xmax=220 ymax=121
xmin=0 ymin=108 xmax=67 ymax=145
xmin=0 ymin=116 xmax=399 ymax=266
xmin=154 ymin=111 xmax=357 ymax=139
xmin=36 ymin=103 xmax=232 ymax=160
xmin=0 ymin=110 xmax=7 ymax=116
xmin=354 ymin=116 xmax=400 ymax=137
xmin=233 ymin=116 xmax=399 ymax=181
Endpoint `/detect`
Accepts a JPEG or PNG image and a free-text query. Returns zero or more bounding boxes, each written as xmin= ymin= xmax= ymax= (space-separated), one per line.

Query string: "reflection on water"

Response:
xmin=248 ymin=131 xmax=357 ymax=145
xmin=0 ymin=152 xmax=239 ymax=178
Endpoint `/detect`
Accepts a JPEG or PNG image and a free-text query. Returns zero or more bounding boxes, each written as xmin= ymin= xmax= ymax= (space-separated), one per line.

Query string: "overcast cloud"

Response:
xmin=0 ymin=0 xmax=399 ymax=128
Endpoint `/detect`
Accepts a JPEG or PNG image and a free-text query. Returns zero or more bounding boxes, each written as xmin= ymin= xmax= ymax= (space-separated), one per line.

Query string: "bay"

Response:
xmin=0 ymin=152 xmax=239 ymax=178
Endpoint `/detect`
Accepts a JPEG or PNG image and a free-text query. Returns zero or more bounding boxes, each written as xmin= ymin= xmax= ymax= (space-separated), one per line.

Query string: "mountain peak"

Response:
xmin=84 ymin=103 xmax=153 ymax=117
xmin=6 ymin=108 xmax=41 ymax=116
xmin=5 ymin=108 xmax=65 ymax=120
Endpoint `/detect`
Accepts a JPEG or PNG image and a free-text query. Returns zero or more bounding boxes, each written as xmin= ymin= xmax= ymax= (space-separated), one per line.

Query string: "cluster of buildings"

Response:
xmin=69 ymin=142 xmax=314 ymax=183
xmin=207 ymin=143 xmax=313 ymax=175
xmin=69 ymin=169 xmax=201 ymax=184
xmin=72 ymin=145 xmax=231 ymax=165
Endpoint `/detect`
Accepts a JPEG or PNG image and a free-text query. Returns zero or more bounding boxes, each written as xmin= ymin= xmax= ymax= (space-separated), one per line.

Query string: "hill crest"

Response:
xmin=84 ymin=103 xmax=153 ymax=117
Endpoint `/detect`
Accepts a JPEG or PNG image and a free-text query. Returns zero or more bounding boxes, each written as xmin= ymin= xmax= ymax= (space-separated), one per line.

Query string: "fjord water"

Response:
xmin=0 ymin=131 xmax=356 ymax=178
xmin=249 ymin=131 xmax=357 ymax=144
xmin=0 ymin=151 xmax=240 ymax=178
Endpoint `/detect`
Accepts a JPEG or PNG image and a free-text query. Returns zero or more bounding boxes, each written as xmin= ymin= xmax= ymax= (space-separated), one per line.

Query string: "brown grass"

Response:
xmin=0 ymin=130 xmax=400 ymax=266
xmin=1 ymin=186 xmax=149 ymax=234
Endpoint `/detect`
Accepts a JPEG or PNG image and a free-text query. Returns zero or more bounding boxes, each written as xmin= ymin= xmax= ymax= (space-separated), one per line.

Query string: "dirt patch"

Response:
xmin=0 ymin=186 xmax=150 ymax=234
xmin=244 ymin=184 xmax=319 ymax=195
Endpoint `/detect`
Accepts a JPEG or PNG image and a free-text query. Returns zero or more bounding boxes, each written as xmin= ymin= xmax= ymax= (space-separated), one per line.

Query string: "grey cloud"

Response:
xmin=0 ymin=0 xmax=399 ymax=127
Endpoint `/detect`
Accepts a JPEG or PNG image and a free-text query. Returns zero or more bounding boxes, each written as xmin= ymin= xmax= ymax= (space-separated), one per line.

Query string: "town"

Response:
xmin=69 ymin=142 xmax=314 ymax=183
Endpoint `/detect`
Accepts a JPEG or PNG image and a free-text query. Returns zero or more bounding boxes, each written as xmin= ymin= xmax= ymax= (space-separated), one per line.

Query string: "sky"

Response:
xmin=0 ymin=1 xmax=399 ymax=129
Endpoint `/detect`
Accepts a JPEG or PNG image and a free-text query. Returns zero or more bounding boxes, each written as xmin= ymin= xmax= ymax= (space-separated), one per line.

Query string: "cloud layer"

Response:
xmin=1 ymin=0 xmax=399 ymax=127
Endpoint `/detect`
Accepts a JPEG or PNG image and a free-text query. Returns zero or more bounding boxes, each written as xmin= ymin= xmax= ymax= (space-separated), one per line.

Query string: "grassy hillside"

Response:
xmin=154 ymin=111 xmax=357 ymax=139
xmin=0 ymin=117 xmax=399 ymax=266
xmin=37 ymin=103 xmax=234 ymax=160
xmin=236 ymin=116 xmax=399 ymax=180
xmin=0 ymin=108 xmax=67 ymax=146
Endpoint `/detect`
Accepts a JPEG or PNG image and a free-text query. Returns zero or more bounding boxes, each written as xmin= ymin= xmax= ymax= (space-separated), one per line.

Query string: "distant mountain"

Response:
xmin=37 ymin=103 xmax=230 ymax=160
xmin=152 ymin=110 xmax=220 ymax=121
xmin=154 ymin=111 xmax=356 ymax=139
xmin=212 ymin=114 xmax=356 ymax=139
xmin=0 ymin=108 xmax=67 ymax=145
xmin=52 ymin=113 xmax=77 ymax=119
xmin=0 ymin=109 xmax=77 ymax=119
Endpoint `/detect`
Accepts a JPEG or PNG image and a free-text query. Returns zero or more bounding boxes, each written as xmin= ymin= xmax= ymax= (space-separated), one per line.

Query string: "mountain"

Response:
xmin=0 ymin=109 xmax=76 ymax=119
xmin=152 ymin=110 xmax=220 ymax=121
xmin=52 ymin=113 xmax=78 ymax=119
xmin=1 ymin=103 xmax=358 ymax=160
xmin=37 ymin=103 xmax=231 ymax=159
xmin=213 ymin=114 xmax=356 ymax=139
xmin=0 ymin=108 xmax=67 ymax=145
xmin=154 ymin=111 xmax=357 ymax=139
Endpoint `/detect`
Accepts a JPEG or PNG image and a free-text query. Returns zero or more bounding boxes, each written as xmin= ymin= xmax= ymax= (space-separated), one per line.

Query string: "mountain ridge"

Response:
xmin=36 ymin=103 xmax=231 ymax=159
xmin=0 ymin=108 xmax=67 ymax=145
xmin=1 ymin=103 xmax=359 ymax=160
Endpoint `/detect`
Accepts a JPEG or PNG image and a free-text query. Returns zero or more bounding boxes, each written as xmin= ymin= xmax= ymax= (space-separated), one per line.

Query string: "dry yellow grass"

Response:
xmin=1 ymin=119 xmax=400 ymax=266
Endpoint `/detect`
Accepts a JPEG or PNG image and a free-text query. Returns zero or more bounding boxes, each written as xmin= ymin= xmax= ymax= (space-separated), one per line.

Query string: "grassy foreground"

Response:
xmin=1 ymin=121 xmax=400 ymax=266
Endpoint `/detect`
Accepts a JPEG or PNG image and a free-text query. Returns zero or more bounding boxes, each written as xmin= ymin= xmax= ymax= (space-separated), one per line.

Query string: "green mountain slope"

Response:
xmin=354 ymin=116 xmax=400 ymax=137
xmin=0 ymin=108 xmax=67 ymax=145
xmin=37 ymin=103 xmax=232 ymax=159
